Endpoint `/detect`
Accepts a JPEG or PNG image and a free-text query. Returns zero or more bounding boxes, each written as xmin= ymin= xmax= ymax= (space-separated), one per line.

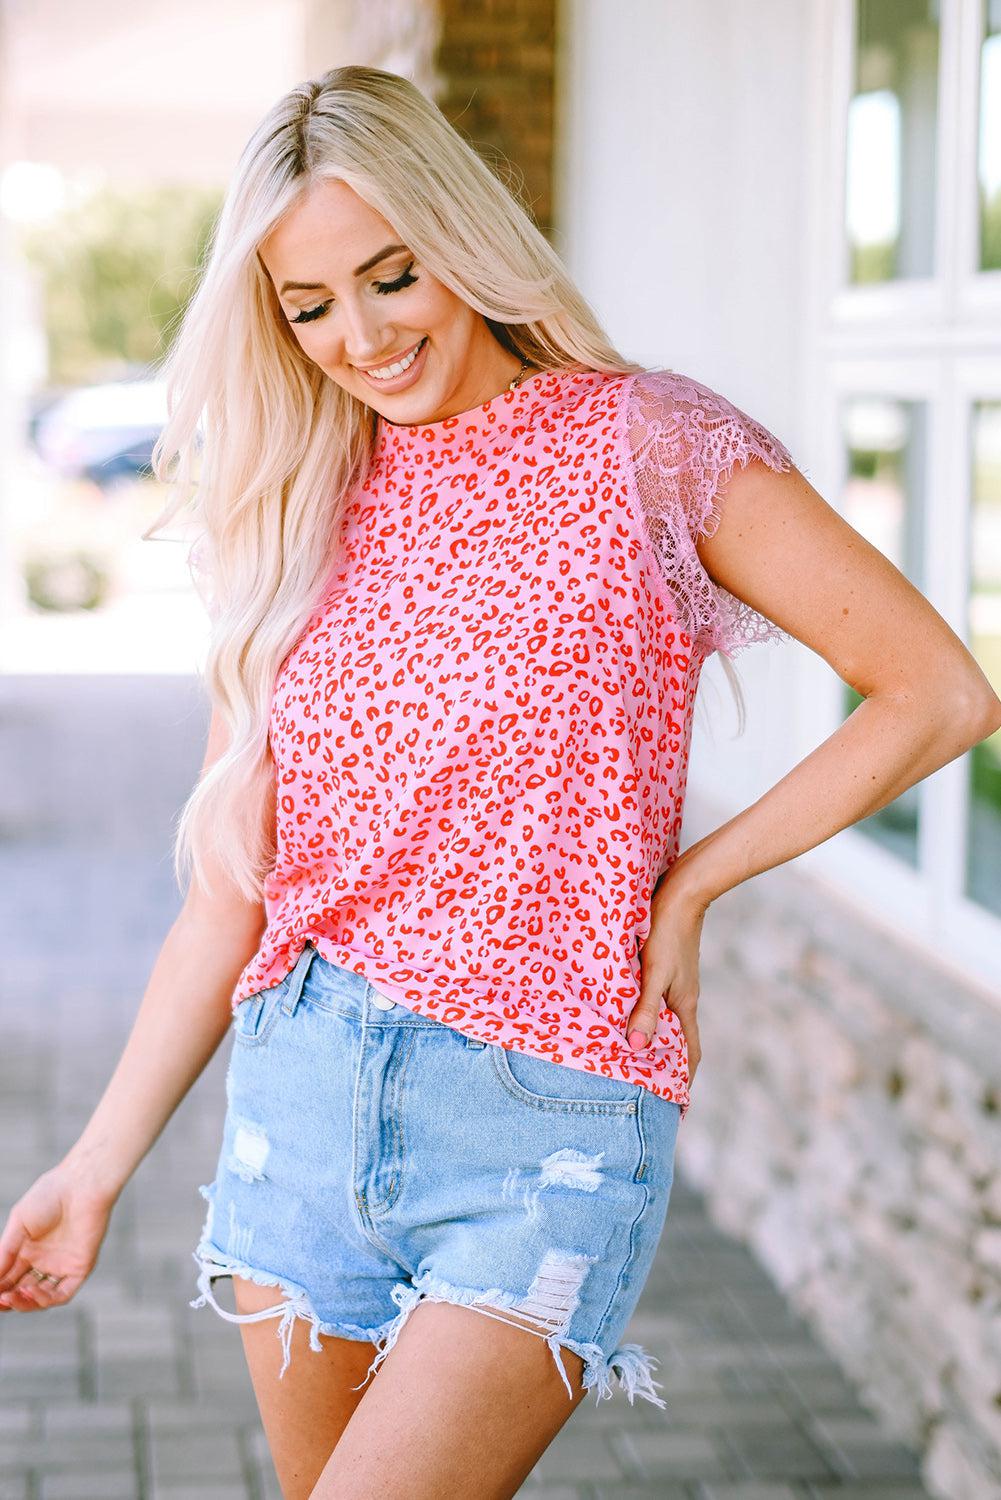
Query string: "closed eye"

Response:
xmin=290 ymin=262 xmax=420 ymax=325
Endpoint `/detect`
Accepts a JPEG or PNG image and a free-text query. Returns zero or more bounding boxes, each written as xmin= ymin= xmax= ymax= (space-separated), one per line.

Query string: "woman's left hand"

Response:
xmin=625 ymin=871 xmax=708 ymax=1085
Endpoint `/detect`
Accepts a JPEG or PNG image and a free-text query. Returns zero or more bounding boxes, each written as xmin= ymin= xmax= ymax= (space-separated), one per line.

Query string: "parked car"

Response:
xmin=32 ymin=376 xmax=168 ymax=490
xmin=26 ymin=385 xmax=76 ymax=451
xmin=82 ymin=431 xmax=159 ymax=489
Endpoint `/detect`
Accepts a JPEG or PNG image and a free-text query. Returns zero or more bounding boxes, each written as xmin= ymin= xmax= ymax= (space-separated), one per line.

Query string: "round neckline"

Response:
xmin=373 ymin=365 xmax=571 ymax=450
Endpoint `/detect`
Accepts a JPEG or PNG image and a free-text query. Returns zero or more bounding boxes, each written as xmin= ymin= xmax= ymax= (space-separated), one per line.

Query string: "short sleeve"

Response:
xmin=623 ymin=367 xmax=798 ymax=658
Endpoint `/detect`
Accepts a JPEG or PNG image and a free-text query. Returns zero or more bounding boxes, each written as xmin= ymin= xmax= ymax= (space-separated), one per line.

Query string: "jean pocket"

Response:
xmin=489 ymin=1044 xmax=640 ymax=1115
xmin=232 ymin=978 xmax=288 ymax=1047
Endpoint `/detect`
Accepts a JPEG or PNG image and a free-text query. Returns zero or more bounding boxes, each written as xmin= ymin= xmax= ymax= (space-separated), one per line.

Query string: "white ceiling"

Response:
xmin=1 ymin=0 xmax=313 ymax=180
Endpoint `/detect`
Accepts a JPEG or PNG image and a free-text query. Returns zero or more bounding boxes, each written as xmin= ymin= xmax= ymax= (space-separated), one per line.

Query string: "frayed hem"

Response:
xmin=354 ymin=1270 xmax=669 ymax=1410
xmin=188 ymin=1245 xmax=397 ymax=1380
xmin=573 ymin=1339 xmax=668 ymax=1410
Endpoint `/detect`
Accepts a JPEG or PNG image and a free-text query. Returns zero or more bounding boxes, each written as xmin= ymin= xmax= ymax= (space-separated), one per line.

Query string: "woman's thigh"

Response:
xmin=231 ymin=1275 xmax=378 ymax=1500
xmin=310 ymin=1298 xmax=593 ymax=1500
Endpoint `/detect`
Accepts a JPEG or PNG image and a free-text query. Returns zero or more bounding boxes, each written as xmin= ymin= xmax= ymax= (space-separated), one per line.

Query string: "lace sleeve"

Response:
xmin=623 ymin=367 xmax=797 ymax=658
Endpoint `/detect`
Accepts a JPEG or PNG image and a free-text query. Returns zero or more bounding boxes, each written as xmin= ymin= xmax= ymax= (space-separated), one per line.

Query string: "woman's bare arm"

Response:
xmin=626 ymin=460 xmax=1001 ymax=1060
xmin=667 ymin=459 xmax=1001 ymax=907
xmin=62 ymin=705 xmax=270 ymax=1206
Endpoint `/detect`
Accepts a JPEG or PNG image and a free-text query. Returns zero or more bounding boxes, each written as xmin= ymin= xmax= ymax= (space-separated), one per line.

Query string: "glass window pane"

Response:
xmin=840 ymin=397 xmax=929 ymax=864
xmin=979 ymin=0 xmax=1001 ymax=271
xmin=846 ymin=0 xmax=940 ymax=285
xmin=966 ymin=402 xmax=1001 ymax=915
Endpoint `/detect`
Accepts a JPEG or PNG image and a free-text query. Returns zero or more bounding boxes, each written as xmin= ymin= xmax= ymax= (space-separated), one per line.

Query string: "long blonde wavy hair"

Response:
xmin=147 ymin=63 xmax=746 ymax=905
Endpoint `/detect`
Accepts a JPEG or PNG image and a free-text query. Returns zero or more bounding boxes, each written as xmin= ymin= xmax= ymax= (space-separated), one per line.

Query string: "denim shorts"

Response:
xmin=190 ymin=941 xmax=682 ymax=1409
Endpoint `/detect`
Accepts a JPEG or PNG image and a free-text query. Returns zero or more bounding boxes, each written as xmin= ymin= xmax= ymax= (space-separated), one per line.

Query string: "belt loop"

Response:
xmin=281 ymin=941 xmax=318 ymax=1017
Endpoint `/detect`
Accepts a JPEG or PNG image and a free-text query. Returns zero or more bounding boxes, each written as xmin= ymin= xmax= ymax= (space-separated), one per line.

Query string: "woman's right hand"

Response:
xmin=0 ymin=1162 xmax=115 ymax=1312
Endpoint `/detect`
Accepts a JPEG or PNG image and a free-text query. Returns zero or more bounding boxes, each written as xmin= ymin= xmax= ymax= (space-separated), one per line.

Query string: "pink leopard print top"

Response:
xmin=230 ymin=366 xmax=796 ymax=1119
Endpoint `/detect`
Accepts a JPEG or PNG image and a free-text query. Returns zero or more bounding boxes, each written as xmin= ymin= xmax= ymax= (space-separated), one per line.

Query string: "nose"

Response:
xmin=338 ymin=301 xmax=391 ymax=368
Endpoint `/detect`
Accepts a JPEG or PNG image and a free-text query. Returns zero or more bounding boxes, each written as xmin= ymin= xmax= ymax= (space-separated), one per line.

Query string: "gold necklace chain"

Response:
xmin=507 ymin=355 xmax=531 ymax=391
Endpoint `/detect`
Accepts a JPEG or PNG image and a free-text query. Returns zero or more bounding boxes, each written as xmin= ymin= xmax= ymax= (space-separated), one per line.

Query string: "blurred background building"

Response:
xmin=0 ymin=2 xmax=999 ymax=1496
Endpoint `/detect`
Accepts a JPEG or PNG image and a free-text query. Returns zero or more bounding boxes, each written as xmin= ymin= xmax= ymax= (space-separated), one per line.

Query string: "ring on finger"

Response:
xmin=27 ymin=1267 xmax=64 ymax=1287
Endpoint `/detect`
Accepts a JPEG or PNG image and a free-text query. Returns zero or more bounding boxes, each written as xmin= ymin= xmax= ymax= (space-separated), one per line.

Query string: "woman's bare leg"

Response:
xmin=309 ymin=1299 xmax=592 ymax=1499
xmin=231 ymin=1275 xmax=378 ymax=1499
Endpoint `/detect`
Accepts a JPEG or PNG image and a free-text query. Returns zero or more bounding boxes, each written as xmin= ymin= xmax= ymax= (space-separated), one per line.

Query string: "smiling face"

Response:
xmin=258 ymin=177 xmax=527 ymax=424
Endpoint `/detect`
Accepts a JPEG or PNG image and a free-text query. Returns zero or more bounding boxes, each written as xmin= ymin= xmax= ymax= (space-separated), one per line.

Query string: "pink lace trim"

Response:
xmin=623 ymin=368 xmax=796 ymax=658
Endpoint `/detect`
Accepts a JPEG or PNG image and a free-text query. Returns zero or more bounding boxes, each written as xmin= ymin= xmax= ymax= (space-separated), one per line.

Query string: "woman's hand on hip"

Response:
xmin=626 ymin=870 xmax=708 ymax=1085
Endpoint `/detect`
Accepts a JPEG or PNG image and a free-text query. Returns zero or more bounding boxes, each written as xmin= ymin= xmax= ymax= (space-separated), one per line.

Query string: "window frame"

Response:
xmin=797 ymin=0 xmax=1001 ymax=993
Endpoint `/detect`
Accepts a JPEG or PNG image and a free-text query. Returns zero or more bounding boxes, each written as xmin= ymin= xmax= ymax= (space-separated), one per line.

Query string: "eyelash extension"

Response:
xmin=291 ymin=263 xmax=419 ymax=325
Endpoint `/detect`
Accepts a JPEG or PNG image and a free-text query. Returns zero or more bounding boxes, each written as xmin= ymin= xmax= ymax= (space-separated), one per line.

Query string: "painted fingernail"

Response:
xmin=627 ymin=1029 xmax=648 ymax=1051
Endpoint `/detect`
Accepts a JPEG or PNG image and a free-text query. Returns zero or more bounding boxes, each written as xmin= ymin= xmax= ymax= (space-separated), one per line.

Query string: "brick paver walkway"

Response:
xmin=0 ymin=674 xmax=932 ymax=1498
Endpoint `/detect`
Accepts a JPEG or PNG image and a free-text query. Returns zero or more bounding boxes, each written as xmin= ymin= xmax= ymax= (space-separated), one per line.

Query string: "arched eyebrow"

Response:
xmin=279 ymin=243 xmax=409 ymax=295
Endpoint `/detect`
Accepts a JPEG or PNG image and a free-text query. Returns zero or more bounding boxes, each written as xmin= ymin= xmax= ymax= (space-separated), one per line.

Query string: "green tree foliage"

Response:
xmin=981 ymin=182 xmax=1001 ymax=273
xmin=18 ymin=182 xmax=223 ymax=385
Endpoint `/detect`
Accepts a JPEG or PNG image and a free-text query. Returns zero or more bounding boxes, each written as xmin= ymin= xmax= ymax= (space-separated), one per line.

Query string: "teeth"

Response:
xmin=364 ymin=340 xmax=424 ymax=380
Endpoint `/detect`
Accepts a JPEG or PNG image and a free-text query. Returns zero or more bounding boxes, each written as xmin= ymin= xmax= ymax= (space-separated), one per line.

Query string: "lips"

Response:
xmin=355 ymin=338 xmax=426 ymax=375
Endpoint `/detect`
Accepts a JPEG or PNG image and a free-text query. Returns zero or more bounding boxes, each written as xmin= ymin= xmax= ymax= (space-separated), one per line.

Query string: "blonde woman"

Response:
xmin=2 ymin=65 xmax=998 ymax=1500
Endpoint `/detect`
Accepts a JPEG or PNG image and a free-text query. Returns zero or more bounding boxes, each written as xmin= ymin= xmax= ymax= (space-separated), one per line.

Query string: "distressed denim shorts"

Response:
xmin=189 ymin=941 xmax=682 ymax=1409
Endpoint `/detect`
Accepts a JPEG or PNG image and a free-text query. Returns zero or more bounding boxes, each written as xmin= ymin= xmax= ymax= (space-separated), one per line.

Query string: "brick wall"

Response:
xmin=433 ymin=0 xmax=557 ymax=237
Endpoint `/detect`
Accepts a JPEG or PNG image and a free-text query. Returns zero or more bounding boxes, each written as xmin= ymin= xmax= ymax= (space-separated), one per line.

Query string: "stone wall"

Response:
xmin=677 ymin=822 xmax=1001 ymax=1500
